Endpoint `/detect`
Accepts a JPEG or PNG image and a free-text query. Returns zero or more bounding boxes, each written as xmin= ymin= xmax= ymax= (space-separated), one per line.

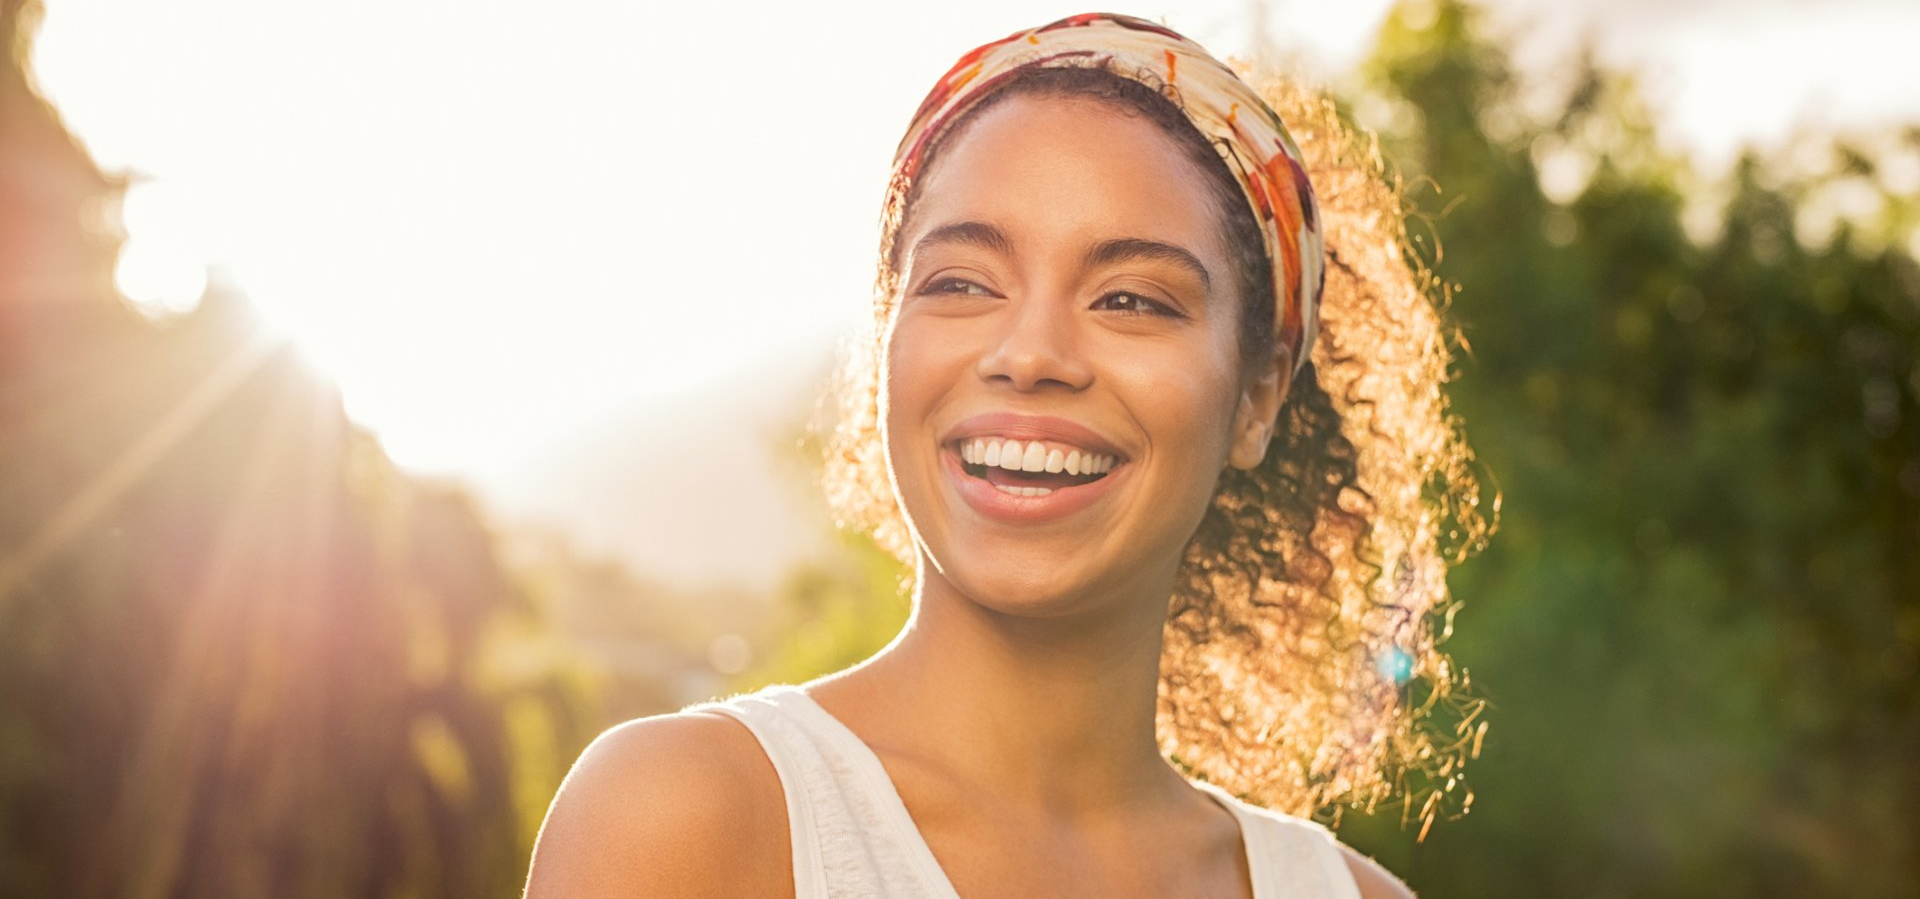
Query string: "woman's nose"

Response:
xmin=974 ymin=294 xmax=1092 ymax=392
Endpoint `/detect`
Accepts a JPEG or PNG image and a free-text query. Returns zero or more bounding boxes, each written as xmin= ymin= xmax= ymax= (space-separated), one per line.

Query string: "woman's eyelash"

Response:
xmin=1093 ymin=291 xmax=1181 ymax=317
xmin=915 ymin=280 xmax=1179 ymax=318
xmin=920 ymin=277 xmax=994 ymax=296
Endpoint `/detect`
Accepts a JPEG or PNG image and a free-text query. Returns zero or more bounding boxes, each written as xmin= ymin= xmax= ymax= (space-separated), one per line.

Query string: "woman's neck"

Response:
xmin=809 ymin=561 xmax=1191 ymax=817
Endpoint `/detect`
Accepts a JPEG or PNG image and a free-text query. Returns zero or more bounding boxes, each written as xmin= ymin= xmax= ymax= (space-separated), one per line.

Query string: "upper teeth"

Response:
xmin=959 ymin=438 xmax=1116 ymax=475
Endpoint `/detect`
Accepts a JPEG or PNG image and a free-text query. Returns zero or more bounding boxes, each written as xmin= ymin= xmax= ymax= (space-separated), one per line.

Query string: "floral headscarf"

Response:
xmin=890 ymin=12 xmax=1324 ymax=376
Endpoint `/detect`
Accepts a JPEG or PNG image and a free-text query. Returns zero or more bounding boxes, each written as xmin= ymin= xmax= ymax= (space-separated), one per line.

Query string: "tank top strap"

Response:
xmin=686 ymin=688 xmax=832 ymax=899
xmin=686 ymin=685 xmax=956 ymax=899
xmin=1200 ymin=785 xmax=1364 ymax=899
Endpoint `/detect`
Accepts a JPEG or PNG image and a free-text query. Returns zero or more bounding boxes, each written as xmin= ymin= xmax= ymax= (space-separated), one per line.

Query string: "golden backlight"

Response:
xmin=31 ymin=0 xmax=1920 ymax=481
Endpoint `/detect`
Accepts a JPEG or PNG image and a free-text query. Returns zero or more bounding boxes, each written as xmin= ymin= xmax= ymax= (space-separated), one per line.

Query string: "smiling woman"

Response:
xmin=526 ymin=12 xmax=1489 ymax=899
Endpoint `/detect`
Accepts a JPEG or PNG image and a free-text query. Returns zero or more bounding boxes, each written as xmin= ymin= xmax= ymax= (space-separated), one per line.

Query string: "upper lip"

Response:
xmin=941 ymin=413 xmax=1129 ymax=461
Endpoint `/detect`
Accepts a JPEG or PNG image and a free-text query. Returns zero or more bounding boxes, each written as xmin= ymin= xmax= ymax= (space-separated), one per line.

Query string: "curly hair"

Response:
xmin=820 ymin=62 xmax=1494 ymax=830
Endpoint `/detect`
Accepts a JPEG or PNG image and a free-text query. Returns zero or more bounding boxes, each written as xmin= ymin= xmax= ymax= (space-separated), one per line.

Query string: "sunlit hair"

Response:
xmin=822 ymin=62 xmax=1494 ymax=829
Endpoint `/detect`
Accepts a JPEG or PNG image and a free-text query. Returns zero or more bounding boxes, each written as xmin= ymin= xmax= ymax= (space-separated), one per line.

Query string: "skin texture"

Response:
xmin=523 ymin=95 xmax=1414 ymax=899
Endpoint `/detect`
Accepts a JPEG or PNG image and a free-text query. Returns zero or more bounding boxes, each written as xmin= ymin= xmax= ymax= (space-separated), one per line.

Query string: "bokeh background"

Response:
xmin=3 ymin=0 xmax=1916 ymax=896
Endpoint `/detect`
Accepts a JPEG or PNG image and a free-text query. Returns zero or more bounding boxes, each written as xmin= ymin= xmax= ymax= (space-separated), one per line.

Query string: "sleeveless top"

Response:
xmin=686 ymin=684 xmax=1364 ymax=899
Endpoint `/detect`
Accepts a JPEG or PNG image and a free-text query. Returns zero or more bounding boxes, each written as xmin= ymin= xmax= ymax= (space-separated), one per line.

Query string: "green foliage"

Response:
xmin=1333 ymin=2 xmax=1920 ymax=896
xmin=741 ymin=527 xmax=910 ymax=690
xmin=0 ymin=311 xmax=597 ymax=897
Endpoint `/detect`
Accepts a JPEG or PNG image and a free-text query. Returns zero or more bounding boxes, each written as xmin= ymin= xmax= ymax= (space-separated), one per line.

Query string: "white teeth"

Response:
xmin=993 ymin=484 xmax=1053 ymax=497
xmin=998 ymin=440 xmax=1025 ymax=471
xmin=958 ymin=437 xmax=1121 ymax=476
xmin=1021 ymin=442 xmax=1047 ymax=471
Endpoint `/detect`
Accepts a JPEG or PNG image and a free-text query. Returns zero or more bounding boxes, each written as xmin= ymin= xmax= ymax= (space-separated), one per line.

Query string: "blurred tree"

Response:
xmin=734 ymin=426 xmax=910 ymax=691
xmin=740 ymin=528 xmax=910 ymax=692
xmin=0 ymin=1 xmax=623 ymax=896
xmin=1330 ymin=2 xmax=1920 ymax=897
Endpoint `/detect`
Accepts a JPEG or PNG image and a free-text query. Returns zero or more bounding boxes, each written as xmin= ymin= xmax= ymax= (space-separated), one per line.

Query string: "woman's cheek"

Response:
xmin=882 ymin=318 xmax=926 ymax=415
xmin=881 ymin=315 xmax=947 ymax=462
xmin=886 ymin=310 xmax=972 ymax=398
xmin=1107 ymin=342 xmax=1239 ymax=433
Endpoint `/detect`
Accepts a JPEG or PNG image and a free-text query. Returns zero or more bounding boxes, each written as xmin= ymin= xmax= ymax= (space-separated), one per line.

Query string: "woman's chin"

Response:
xmin=925 ymin=551 xmax=1139 ymax=622
xmin=967 ymin=586 xmax=1096 ymax=620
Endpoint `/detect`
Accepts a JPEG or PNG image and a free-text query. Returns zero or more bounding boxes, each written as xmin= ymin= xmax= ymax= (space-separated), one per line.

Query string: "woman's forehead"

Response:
xmin=903 ymin=95 xmax=1227 ymax=261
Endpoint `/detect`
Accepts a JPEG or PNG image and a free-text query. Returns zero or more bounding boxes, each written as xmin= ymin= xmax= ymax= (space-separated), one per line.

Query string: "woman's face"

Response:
xmin=883 ymin=93 xmax=1286 ymax=619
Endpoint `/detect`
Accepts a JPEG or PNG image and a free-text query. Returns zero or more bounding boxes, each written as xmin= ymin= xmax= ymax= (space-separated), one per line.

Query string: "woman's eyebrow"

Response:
xmin=909 ymin=225 xmax=1212 ymax=292
xmin=910 ymin=221 xmax=1014 ymax=260
xmin=1084 ymin=237 xmax=1212 ymax=291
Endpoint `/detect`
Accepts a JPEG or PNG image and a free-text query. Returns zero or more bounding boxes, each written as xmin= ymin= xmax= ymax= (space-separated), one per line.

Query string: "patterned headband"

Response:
xmin=890 ymin=12 xmax=1323 ymax=377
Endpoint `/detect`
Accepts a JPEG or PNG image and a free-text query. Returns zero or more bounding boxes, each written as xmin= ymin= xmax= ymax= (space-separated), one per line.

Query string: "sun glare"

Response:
xmin=31 ymin=0 xmax=1919 ymax=484
xmin=114 ymin=181 xmax=209 ymax=319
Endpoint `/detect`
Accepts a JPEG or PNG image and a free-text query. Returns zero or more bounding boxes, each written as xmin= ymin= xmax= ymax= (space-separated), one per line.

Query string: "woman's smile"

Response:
xmin=939 ymin=412 xmax=1131 ymax=523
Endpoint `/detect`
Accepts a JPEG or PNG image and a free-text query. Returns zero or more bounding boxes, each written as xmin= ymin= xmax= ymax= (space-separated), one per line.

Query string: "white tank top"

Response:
xmin=688 ymin=684 xmax=1364 ymax=899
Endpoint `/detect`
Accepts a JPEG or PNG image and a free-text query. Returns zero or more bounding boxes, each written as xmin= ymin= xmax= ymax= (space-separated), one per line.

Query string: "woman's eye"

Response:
xmin=1093 ymin=291 xmax=1178 ymax=317
xmin=922 ymin=277 xmax=993 ymax=296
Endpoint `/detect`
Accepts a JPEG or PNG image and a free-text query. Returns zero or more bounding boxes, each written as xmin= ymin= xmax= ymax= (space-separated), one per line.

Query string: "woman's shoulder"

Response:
xmin=523 ymin=709 xmax=792 ymax=899
xmin=1218 ymin=798 xmax=1417 ymax=899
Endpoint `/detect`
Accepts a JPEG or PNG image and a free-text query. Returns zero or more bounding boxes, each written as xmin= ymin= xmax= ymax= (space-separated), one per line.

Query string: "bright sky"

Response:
xmin=30 ymin=0 xmax=1379 ymax=484
xmin=31 ymin=0 xmax=1920 ymax=491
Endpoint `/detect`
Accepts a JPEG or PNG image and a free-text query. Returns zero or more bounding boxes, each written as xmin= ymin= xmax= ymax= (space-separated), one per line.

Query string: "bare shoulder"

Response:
xmin=523 ymin=710 xmax=792 ymax=899
xmin=1337 ymin=842 xmax=1417 ymax=899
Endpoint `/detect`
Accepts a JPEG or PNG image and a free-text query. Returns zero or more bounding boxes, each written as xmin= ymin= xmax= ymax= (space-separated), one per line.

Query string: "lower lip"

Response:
xmin=942 ymin=446 xmax=1126 ymax=524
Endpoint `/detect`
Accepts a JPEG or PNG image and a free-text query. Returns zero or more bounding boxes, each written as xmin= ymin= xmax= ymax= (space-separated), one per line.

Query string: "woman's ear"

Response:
xmin=1227 ymin=345 xmax=1292 ymax=471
